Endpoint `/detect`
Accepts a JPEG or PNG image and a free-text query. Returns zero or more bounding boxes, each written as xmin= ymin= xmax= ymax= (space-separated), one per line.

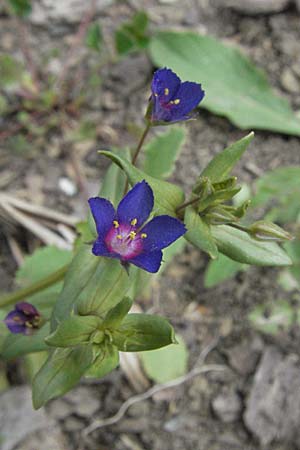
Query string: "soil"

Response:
xmin=1 ymin=1 xmax=300 ymax=450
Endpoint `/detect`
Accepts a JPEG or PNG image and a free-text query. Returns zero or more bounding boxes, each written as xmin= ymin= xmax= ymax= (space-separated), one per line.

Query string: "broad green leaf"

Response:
xmin=113 ymin=313 xmax=176 ymax=352
xmin=86 ymin=345 xmax=119 ymax=378
xmin=0 ymin=54 xmax=23 ymax=86
xmin=204 ymin=254 xmax=247 ymax=288
xmin=140 ymin=334 xmax=188 ymax=383
xmin=7 ymin=0 xmax=32 ymax=16
xmin=248 ymin=301 xmax=294 ymax=335
xmin=51 ymin=246 xmax=99 ymax=329
xmin=45 ymin=315 xmax=101 ymax=347
xmin=184 ymin=206 xmax=218 ymax=258
xmin=85 ymin=23 xmax=102 ymax=52
xmin=212 ymin=225 xmax=292 ymax=266
xmin=150 ymin=32 xmax=300 ymax=136
xmin=1 ymin=323 xmax=50 ymax=360
xmin=99 ymin=150 xmax=185 ymax=215
xmin=103 ymin=297 xmax=133 ymax=329
xmin=201 ymin=133 xmax=254 ymax=183
xmin=143 ymin=127 xmax=186 ymax=179
xmin=76 ymin=258 xmax=130 ymax=316
xmin=115 ymin=11 xmax=149 ymax=56
xmin=25 ymin=352 xmax=48 ymax=380
xmin=32 ymin=346 xmax=93 ymax=409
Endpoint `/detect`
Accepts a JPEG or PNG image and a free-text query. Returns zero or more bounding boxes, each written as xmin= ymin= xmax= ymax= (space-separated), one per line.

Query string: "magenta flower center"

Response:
xmin=105 ymin=219 xmax=147 ymax=260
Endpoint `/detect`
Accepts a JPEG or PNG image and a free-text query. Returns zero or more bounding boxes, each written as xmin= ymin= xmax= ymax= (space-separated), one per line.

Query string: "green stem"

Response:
xmin=0 ymin=265 xmax=69 ymax=308
xmin=228 ymin=222 xmax=250 ymax=233
xmin=175 ymin=196 xmax=201 ymax=215
xmin=131 ymin=122 xmax=151 ymax=166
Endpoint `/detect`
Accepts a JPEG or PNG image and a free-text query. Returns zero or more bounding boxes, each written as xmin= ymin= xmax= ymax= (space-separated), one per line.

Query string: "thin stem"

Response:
xmin=175 ymin=196 xmax=201 ymax=214
xmin=228 ymin=222 xmax=250 ymax=233
xmin=0 ymin=265 xmax=68 ymax=308
xmin=131 ymin=122 xmax=151 ymax=166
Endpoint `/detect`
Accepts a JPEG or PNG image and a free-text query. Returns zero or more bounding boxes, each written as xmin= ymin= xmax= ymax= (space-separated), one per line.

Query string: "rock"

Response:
xmin=47 ymin=398 xmax=74 ymax=420
xmin=296 ymin=0 xmax=300 ymax=12
xmin=30 ymin=0 xmax=113 ymax=25
xmin=14 ymin=428 xmax=67 ymax=450
xmin=280 ymin=68 xmax=300 ymax=93
xmin=213 ymin=0 xmax=291 ymax=15
xmin=211 ymin=390 xmax=243 ymax=423
xmin=244 ymin=346 xmax=300 ymax=446
xmin=63 ymin=416 xmax=84 ymax=432
xmin=64 ymin=386 xmax=100 ymax=417
xmin=226 ymin=337 xmax=263 ymax=376
xmin=0 ymin=386 xmax=56 ymax=450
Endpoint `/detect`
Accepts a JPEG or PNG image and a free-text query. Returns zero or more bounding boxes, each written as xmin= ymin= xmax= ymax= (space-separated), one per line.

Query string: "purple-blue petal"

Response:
xmin=169 ymin=81 xmax=205 ymax=120
xmin=151 ymin=68 xmax=181 ymax=101
xmin=117 ymin=181 xmax=154 ymax=227
xmin=88 ymin=197 xmax=115 ymax=236
xmin=4 ymin=310 xmax=27 ymax=334
xmin=129 ymin=250 xmax=163 ymax=273
xmin=16 ymin=302 xmax=39 ymax=317
xmin=141 ymin=216 xmax=186 ymax=251
xmin=92 ymin=237 xmax=118 ymax=258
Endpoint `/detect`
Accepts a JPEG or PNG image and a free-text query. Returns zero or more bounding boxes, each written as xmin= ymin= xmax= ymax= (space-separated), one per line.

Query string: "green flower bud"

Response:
xmin=249 ymin=221 xmax=293 ymax=242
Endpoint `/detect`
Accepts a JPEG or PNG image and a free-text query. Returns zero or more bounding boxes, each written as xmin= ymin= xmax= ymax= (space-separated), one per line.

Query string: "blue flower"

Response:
xmin=89 ymin=181 xmax=186 ymax=273
xmin=4 ymin=302 xmax=41 ymax=335
xmin=150 ymin=67 xmax=205 ymax=124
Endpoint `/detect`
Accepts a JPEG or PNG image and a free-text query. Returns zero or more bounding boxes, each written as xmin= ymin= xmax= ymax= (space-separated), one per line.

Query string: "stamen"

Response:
xmin=174 ymin=98 xmax=180 ymax=104
xmin=116 ymin=234 xmax=122 ymax=240
xmin=13 ymin=316 xmax=22 ymax=322
xmin=131 ymin=218 xmax=137 ymax=226
xmin=129 ymin=231 xmax=136 ymax=240
xmin=164 ymin=88 xmax=169 ymax=96
xmin=113 ymin=220 xmax=119 ymax=228
xmin=141 ymin=233 xmax=147 ymax=239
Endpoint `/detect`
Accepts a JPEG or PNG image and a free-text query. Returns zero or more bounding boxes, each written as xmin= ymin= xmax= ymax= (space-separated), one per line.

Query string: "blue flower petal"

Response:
xmin=151 ymin=68 xmax=181 ymax=101
xmin=141 ymin=216 xmax=186 ymax=251
xmin=88 ymin=197 xmax=115 ymax=235
xmin=117 ymin=180 xmax=154 ymax=227
xmin=129 ymin=250 xmax=163 ymax=273
xmin=169 ymin=81 xmax=205 ymax=121
xmin=4 ymin=310 xmax=27 ymax=334
xmin=92 ymin=237 xmax=118 ymax=258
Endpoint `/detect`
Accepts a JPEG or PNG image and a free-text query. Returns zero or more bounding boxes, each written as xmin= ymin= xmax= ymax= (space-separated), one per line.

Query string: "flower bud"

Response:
xmin=249 ymin=221 xmax=293 ymax=242
xmin=4 ymin=302 xmax=42 ymax=335
xmin=205 ymin=207 xmax=238 ymax=225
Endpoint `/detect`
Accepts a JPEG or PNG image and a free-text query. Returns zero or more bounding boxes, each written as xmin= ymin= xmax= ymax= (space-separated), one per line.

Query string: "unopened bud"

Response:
xmin=205 ymin=207 xmax=238 ymax=225
xmin=249 ymin=221 xmax=293 ymax=242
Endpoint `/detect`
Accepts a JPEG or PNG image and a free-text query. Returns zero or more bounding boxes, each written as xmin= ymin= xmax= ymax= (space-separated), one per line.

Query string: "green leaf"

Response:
xmin=143 ymin=127 xmax=186 ymax=179
xmin=7 ymin=0 xmax=32 ymax=16
xmin=248 ymin=300 xmax=294 ymax=335
xmin=204 ymin=254 xmax=247 ymax=288
xmin=16 ymin=246 xmax=72 ymax=299
xmin=45 ymin=315 xmax=101 ymax=348
xmin=103 ymin=297 xmax=133 ymax=329
xmin=1 ymin=323 xmax=50 ymax=360
xmin=76 ymin=258 xmax=130 ymax=317
xmin=184 ymin=206 xmax=218 ymax=258
xmin=113 ymin=314 xmax=176 ymax=352
xmin=32 ymin=346 xmax=93 ymax=409
xmin=140 ymin=334 xmax=188 ymax=383
xmin=201 ymin=133 xmax=254 ymax=183
xmin=115 ymin=29 xmax=135 ymax=55
xmin=150 ymin=31 xmax=300 ymax=136
xmin=86 ymin=345 xmax=119 ymax=378
xmin=99 ymin=150 xmax=185 ymax=215
xmin=85 ymin=23 xmax=102 ymax=52
xmin=212 ymin=225 xmax=292 ymax=266
xmin=115 ymin=11 xmax=149 ymax=56
xmin=0 ymin=54 xmax=23 ymax=86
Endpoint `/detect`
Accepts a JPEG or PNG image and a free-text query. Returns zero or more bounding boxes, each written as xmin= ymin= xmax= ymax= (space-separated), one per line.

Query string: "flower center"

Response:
xmin=105 ymin=219 xmax=147 ymax=260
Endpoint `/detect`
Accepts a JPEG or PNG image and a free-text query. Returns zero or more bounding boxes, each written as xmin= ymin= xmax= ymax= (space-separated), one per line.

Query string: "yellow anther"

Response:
xmin=174 ymin=98 xmax=180 ymax=104
xmin=141 ymin=233 xmax=147 ymax=239
xmin=116 ymin=234 xmax=122 ymax=240
xmin=131 ymin=218 xmax=138 ymax=226
xmin=113 ymin=220 xmax=120 ymax=228
xmin=129 ymin=231 xmax=136 ymax=240
xmin=164 ymin=88 xmax=169 ymax=96
xmin=154 ymin=93 xmax=158 ymax=97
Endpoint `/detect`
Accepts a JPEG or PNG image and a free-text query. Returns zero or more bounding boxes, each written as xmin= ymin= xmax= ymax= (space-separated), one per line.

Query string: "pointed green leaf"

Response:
xmin=150 ymin=31 xmax=300 ymax=136
xmin=99 ymin=150 xmax=185 ymax=215
xmin=45 ymin=315 xmax=101 ymax=348
xmin=32 ymin=346 xmax=93 ymax=409
xmin=76 ymin=258 xmax=130 ymax=316
xmin=1 ymin=323 xmax=50 ymax=360
xmin=85 ymin=23 xmax=102 ymax=52
xmin=143 ymin=127 xmax=186 ymax=179
xmin=140 ymin=334 xmax=188 ymax=383
xmin=204 ymin=254 xmax=247 ymax=288
xmin=201 ymin=133 xmax=254 ymax=183
xmin=86 ymin=345 xmax=119 ymax=378
xmin=113 ymin=313 xmax=176 ymax=352
xmin=212 ymin=225 xmax=292 ymax=266
xmin=184 ymin=206 xmax=218 ymax=258
xmin=103 ymin=297 xmax=133 ymax=329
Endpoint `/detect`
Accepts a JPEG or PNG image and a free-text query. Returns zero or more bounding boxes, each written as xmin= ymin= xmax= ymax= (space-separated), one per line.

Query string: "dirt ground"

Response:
xmin=1 ymin=1 xmax=300 ymax=449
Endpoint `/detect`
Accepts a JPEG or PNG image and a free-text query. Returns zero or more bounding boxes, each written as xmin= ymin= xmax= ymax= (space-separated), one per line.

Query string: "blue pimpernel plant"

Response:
xmin=0 ymin=66 xmax=293 ymax=410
